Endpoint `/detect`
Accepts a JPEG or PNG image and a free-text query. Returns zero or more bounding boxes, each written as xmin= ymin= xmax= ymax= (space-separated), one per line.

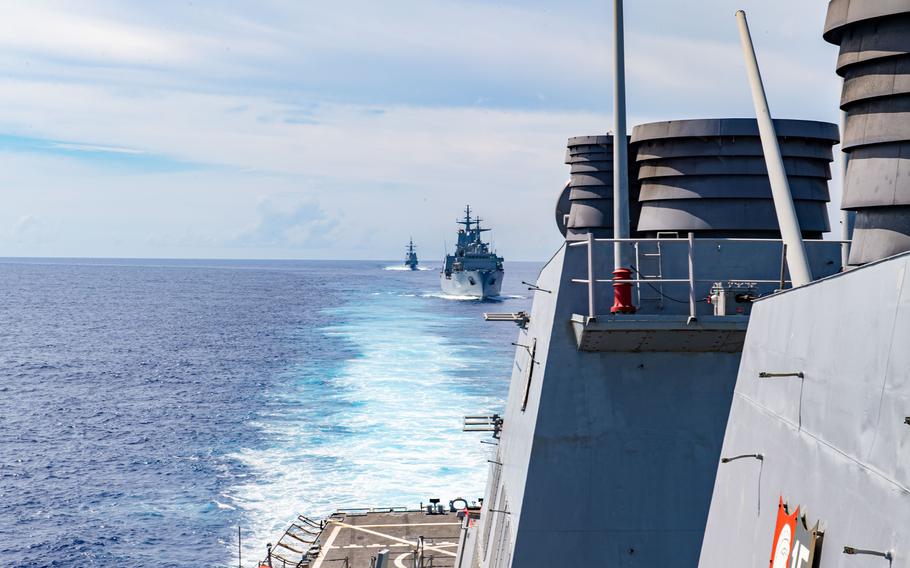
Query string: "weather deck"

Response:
xmin=308 ymin=510 xmax=463 ymax=568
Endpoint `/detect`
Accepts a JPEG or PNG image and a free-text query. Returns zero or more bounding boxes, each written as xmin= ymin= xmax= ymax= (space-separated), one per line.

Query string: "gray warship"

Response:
xmin=440 ymin=206 xmax=504 ymax=299
xmin=405 ymin=238 xmax=419 ymax=270
xmin=259 ymin=1 xmax=909 ymax=567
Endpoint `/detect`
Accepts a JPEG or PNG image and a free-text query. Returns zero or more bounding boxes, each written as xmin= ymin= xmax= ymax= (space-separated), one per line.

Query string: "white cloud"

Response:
xmin=0 ymin=0 xmax=848 ymax=259
xmin=0 ymin=2 xmax=185 ymax=64
xmin=232 ymin=197 xmax=341 ymax=249
xmin=48 ymin=142 xmax=146 ymax=154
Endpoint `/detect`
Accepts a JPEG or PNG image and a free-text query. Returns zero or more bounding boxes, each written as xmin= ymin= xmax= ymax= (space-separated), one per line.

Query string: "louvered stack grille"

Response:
xmin=562 ymin=135 xmax=641 ymax=240
xmin=825 ymin=0 xmax=910 ymax=264
xmin=630 ymin=119 xmax=839 ymax=238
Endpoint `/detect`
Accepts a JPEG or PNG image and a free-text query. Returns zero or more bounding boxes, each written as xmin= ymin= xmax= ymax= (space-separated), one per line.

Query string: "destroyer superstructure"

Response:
xmin=259 ymin=2 xmax=910 ymax=567
xmin=457 ymin=2 xmax=910 ymax=566
xmin=440 ymin=206 xmax=504 ymax=299
xmin=700 ymin=2 xmax=910 ymax=564
xmin=461 ymin=117 xmax=843 ymax=567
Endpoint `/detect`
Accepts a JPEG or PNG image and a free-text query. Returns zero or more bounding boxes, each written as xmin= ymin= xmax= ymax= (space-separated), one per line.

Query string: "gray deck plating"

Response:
xmin=310 ymin=511 xmax=463 ymax=568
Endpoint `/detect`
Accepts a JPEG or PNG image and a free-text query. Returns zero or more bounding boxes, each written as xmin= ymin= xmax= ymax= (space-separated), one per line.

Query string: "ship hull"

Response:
xmin=440 ymin=269 xmax=503 ymax=298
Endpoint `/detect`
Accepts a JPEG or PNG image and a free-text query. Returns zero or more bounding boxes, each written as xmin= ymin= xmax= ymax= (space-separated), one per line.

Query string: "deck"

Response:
xmin=303 ymin=510 xmax=464 ymax=568
xmin=570 ymin=313 xmax=750 ymax=352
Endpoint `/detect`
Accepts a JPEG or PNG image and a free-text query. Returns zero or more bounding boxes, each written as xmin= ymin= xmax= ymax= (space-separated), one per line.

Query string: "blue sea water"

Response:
xmin=0 ymin=258 xmax=538 ymax=567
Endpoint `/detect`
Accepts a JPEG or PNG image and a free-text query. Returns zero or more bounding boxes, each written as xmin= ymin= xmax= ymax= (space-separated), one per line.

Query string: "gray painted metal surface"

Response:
xmin=699 ymin=252 xmax=910 ymax=567
xmin=825 ymin=3 xmax=910 ymax=264
xmin=554 ymin=181 xmax=571 ymax=238
xmin=463 ymin=115 xmax=842 ymax=568
xmin=465 ymin=236 xmax=842 ymax=568
xmin=637 ymin=199 xmax=831 ymax=235
xmin=849 ymin=206 xmax=910 ymax=263
xmin=440 ymin=268 xmax=503 ymax=299
xmin=832 ymin=16 xmax=910 ymax=74
xmin=631 ymin=118 xmax=839 ymax=141
xmin=823 ymin=0 xmax=910 ymax=42
xmin=440 ymin=206 xmax=504 ymax=298
xmin=454 ymin=4 xmax=904 ymax=568
xmin=841 ymin=143 xmax=910 ymax=208
xmin=571 ymin=313 xmax=748 ymax=352
xmin=631 ymin=118 xmax=838 ymax=238
xmin=613 ymin=0 xmax=632 ymax=268
xmin=565 ymin=135 xmax=616 ymax=239
xmin=639 ymin=177 xmax=830 ymax=201
xmin=564 ymin=134 xmax=642 ymax=241
xmin=635 ymin=138 xmax=834 ymax=161
xmin=737 ymin=9 xmax=814 ymax=286
xmin=637 ymin=156 xmax=831 ymax=180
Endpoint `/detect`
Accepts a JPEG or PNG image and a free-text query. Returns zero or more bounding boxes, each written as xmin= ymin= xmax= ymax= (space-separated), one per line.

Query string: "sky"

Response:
xmin=0 ymin=0 xmax=843 ymax=260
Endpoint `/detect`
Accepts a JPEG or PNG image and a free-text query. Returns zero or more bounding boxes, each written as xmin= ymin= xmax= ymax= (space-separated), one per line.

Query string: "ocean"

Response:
xmin=0 ymin=258 xmax=539 ymax=567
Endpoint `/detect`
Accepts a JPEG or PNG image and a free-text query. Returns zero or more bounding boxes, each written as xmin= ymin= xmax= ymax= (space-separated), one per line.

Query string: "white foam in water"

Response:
xmin=227 ymin=292 xmax=505 ymax=562
xmin=382 ymin=265 xmax=434 ymax=271
xmin=421 ymin=292 xmax=482 ymax=301
xmin=421 ymin=292 xmax=524 ymax=301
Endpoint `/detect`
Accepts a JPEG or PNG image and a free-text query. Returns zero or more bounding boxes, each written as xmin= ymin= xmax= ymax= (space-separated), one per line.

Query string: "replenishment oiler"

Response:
xmin=440 ymin=206 xmax=504 ymax=299
xmin=259 ymin=1 xmax=910 ymax=566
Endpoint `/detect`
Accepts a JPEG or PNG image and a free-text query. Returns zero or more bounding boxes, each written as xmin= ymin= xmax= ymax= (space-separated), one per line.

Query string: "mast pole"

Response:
xmin=735 ymin=10 xmax=813 ymax=287
xmin=613 ymin=0 xmax=631 ymax=269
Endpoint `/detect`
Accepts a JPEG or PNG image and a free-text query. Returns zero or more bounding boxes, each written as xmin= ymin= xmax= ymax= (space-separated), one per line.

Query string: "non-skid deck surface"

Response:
xmin=311 ymin=511 xmax=462 ymax=568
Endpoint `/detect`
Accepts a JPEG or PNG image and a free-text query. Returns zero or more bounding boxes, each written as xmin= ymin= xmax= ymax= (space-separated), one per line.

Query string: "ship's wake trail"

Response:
xmin=422 ymin=292 xmax=483 ymax=301
xmin=422 ymin=292 xmax=524 ymax=302
xmin=225 ymin=291 xmax=504 ymax=563
xmin=383 ymin=265 xmax=434 ymax=271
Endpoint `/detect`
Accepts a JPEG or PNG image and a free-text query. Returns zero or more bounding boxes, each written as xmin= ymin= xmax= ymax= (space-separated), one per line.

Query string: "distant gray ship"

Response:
xmin=404 ymin=238 xmax=418 ymax=270
xmin=440 ymin=206 xmax=503 ymax=298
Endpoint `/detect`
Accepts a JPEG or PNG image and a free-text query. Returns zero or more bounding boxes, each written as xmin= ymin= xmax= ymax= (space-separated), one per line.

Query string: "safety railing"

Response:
xmin=568 ymin=233 xmax=850 ymax=322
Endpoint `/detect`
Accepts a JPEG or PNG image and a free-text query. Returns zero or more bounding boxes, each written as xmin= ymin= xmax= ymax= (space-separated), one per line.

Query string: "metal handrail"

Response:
xmin=572 ymin=234 xmax=850 ymax=321
xmin=573 ymin=279 xmax=795 ymax=284
xmin=568 ymin=237 xmax=851 ymax=245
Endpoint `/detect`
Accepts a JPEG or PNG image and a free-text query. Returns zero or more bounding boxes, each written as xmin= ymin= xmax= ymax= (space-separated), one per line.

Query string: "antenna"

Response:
xmin=736 ymin=10 xmax=812 ymax=286
xmin=613 ymin=0 xmax=631 ymax=269
xmin=458 ymin=204 xmax=475 ymax=228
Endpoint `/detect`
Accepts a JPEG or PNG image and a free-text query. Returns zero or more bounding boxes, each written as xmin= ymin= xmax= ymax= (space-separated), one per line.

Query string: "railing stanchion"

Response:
xmin=587 ymin=232 xmax=596 ymax=321
xmin=634 ymin=241 xmax=641 ymax=306
xmin=687 ymin=232 xmax=697 ymax=323
xmin=779 ymin=243 xmax=788 ymax=291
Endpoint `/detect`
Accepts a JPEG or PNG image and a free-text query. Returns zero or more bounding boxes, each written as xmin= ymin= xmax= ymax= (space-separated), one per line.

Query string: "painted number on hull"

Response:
xmin=770 ymin=497 xmax=822 ymax=568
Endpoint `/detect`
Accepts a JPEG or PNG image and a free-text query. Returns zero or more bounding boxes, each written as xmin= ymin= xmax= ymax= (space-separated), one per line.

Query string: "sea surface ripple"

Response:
xmin=0 ymin=259 xmax=537 ymax=567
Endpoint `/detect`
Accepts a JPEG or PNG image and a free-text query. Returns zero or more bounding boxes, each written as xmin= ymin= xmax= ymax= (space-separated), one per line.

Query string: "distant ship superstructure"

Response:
xmin=405 ymin=238 xmax=419 ymax=270
xmin=440 ymin=206 xmax=503 ymax=298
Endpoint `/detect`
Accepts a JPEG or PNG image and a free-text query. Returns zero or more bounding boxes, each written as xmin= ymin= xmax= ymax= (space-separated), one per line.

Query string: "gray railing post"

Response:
xmin=633 ymin=241 xmax=641 ymax=306
xmin=687 ymin=232 xmax=697 ymax=322
xmin=587 ymin=232 xmax=596 ymax=321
